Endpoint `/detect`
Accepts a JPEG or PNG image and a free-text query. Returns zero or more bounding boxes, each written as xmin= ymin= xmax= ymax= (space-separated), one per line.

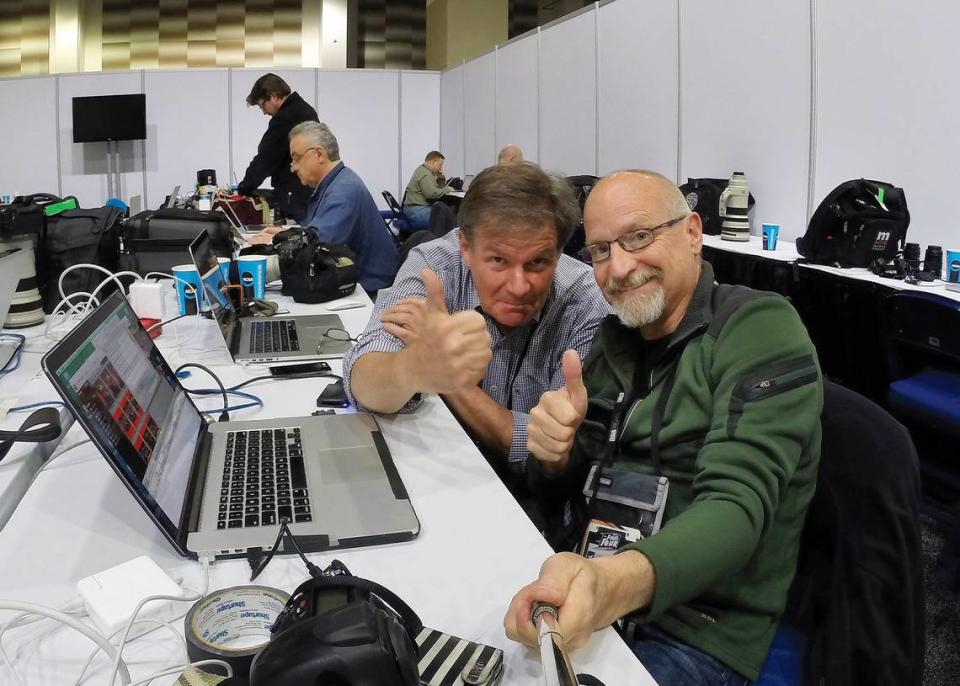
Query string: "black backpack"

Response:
xmin=40 ymin=205 xmax=124 ymax=313
xmin=797 ymin=179 xmax=910 ymax=268
xmin=275 ymin=229 xmax=358 ymax=303
xmin=679 ymin=178 xmax=756 ymax=236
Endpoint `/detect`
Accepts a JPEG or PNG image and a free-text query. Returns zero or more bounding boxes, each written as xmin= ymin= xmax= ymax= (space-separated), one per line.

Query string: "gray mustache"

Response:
xmin=605 ymin=267 xmax=663 ymax=294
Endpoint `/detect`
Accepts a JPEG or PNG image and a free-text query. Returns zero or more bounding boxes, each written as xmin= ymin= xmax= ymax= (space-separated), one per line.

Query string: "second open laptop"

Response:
xmin=189 ymin=229 xmax=352 ymax=364
xmin=41 ymin=290 xmax=420 ymax=559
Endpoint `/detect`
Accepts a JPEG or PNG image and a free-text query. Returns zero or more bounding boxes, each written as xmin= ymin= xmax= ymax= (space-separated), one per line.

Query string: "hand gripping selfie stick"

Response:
xmin=533 ymin=602 xmax=579 ymax=686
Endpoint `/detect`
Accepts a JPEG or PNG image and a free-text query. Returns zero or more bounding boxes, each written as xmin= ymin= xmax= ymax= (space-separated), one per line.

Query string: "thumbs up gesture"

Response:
xmin=527 ymin=350 xmax=588 ymax=472
xmin=381 ymin=269 xmax=492 ymax=395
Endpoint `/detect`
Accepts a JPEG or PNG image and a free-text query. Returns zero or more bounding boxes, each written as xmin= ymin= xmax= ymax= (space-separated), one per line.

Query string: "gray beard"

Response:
xmin=604 ymin=267 xmax=666 ymax=328
xmin=609 ymin=285 xmax=666 ymax=328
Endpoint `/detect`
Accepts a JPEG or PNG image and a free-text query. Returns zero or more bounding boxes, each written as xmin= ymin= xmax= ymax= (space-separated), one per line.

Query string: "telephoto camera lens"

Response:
xmin=903 ymin=242 xmax=921 ymax=275
xmin=924 ymin=245 xmax=943 ymax=279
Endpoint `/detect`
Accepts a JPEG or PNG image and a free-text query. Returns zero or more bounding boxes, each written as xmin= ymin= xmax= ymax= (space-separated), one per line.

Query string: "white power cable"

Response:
xmin=106 ymin=558 xmax=211 ymax=686
xmin=0 ymin=600 xmax=131 ymax=685
xmin=70 ymin=617 xmax=187 ymax=686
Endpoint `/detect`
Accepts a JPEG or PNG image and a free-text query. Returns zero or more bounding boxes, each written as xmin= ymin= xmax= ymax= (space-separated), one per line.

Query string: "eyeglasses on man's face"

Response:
xmin=290 ymin=146 xmax=321 ymax=166
xmin=579 ymin=214 xmax=688 ymax=264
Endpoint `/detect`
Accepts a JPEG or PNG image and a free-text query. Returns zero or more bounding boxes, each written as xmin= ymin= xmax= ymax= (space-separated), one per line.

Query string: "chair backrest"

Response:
xmin=381 ymin=190 xmax=404 ymax=217
xmin=428 ymin=201 xmax=457 ymax=237
xmin=398 ymin=230 xmax=438 ymax=265
xmin=786 ymin=381 xmax=925 ymax=686
xmin=883 ymin=291 xmax=960 ymax=380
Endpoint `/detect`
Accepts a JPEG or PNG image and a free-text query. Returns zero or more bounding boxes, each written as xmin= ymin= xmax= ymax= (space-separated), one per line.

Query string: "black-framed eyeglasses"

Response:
xmin=579 ymin=214 xmax=688 ymax=264
xmin=322 ymin=328 xmax=359 ymax=344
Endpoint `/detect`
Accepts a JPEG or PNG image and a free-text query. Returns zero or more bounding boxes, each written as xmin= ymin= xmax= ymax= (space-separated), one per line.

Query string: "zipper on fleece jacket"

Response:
xmin=727 ymin=355 xmax=819 ymax=437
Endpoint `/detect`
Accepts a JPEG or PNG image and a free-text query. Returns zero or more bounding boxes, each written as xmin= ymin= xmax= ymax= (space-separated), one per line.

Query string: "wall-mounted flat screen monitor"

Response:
xmin=72 ymin=94 xmax=146 ymax=143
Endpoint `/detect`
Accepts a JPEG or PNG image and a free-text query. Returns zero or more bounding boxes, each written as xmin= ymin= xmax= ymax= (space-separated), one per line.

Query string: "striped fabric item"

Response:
xmin=415 ymin=626 xmax=504 ymax=685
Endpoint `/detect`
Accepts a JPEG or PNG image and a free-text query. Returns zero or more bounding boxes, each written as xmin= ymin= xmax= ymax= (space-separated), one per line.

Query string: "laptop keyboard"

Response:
xmin=217 ymin=427 xmax=312 ymax=530
xmin=249 ymin=320 xmax=300 ymax=354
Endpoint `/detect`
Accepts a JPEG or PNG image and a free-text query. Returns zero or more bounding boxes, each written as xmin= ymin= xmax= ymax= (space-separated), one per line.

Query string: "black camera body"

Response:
xmin=249 ymin=572 xmax=421 ymax=686
xmin=870 ymin=254 xmax=906 ymax=279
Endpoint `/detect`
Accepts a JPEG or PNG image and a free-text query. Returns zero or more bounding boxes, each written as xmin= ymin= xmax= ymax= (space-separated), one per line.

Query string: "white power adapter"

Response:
xmin=77 ymin=556 xmax=192 ymax=640
xmin=128 ymin=280 xmax=166 ymax=321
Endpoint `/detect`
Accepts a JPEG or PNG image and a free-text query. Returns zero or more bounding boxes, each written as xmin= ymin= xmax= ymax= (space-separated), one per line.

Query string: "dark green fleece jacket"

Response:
xmin=529 ymin=261 xmax=822 ymax=680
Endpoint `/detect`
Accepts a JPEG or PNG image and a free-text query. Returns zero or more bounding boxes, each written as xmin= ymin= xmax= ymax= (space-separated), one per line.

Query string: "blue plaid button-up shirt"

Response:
xmin=343 ymin=229 xmax=610 ymax=472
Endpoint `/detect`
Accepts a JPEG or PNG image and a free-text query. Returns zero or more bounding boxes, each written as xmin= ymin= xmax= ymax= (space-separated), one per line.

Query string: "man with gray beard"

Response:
xmin=505 ymin=170 xmax=823 ymax=685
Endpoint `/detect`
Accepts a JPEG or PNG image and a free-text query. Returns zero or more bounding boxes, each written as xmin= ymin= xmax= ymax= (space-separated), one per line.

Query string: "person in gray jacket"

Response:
xmin=403 ymin=151 xmax=452 ymax=229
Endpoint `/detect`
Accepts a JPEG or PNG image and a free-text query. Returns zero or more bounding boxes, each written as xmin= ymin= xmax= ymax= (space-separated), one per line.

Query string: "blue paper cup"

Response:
xmin=236 ymin=254 xmax=267 ymax=300
xmin=946 ymin=249 xmax=960 ymax=284
xmin=171 ymin=264 xmax=203 ymax=315
xmin=762 ymin=223 xmax=780 ymax=251
xmin=217 ymin=257 xmax=232 ymax=284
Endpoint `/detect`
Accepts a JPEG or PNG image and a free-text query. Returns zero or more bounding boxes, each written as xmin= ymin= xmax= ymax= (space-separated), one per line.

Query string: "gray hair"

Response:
xmin=602 ymin=169 xmax=690 ymax=218
xmin=289 ymin=121 xmax=340 ymax=161
xmin=458 ymin=162 xmax=579 ymax=250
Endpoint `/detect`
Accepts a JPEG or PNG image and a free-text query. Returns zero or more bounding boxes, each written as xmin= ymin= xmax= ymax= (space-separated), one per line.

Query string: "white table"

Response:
xmin=702 ymin=233 xmax=960 ymax=302
xmin=0 ymin=287 xmax=654 ymax=685
xmin=0 ymin=322 xmax=75 ymax=529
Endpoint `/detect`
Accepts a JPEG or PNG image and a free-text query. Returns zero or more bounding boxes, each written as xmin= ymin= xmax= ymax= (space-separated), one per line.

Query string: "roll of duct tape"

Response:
xmin=183 ymin=585 xmax=289 ymax=680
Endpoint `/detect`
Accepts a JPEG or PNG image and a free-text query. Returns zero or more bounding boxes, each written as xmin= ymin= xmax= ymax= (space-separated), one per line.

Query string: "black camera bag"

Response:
xmin=797 ymin=179 xmax=910 ymax=268
xmin=249 ymin=570 xmax=421 ymax=686
xmin=119 ymin=207 xmax=232 ymax=275
xmin=275 ymin=229 xmax=358 ymax=303
xmin=679 ymin=178 xmax=756 ymax=236
xmin=40 ymin=206 xmax=124 ymax=313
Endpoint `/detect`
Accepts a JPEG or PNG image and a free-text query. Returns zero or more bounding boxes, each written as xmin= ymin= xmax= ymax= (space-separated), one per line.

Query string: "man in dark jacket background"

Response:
xmin=237 ymin=73 xmax=318 ymax=222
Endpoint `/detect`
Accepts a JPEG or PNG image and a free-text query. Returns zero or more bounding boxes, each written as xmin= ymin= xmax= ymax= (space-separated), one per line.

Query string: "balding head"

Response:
xmin=497 ymin=144 xmax=524 ymax=166
xmin=583 ymin=169 xmax=703 ymax=339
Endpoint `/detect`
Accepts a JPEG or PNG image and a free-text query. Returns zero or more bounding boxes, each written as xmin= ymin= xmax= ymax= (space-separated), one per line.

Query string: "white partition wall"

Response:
xmin=315 ymin=70 xmax=400 ymax=210
xmin=440 ymin=66 xmax=465 ymax=179
xmin=597 ymin=0 xmax=678 ymax=178
xmin=144 ymin=70 xmax=230 ymax=209
xmin=680 ymin=0 xmax=811 ymax=240
xmin=496 ymin=33 xmax=539 ymax=165
xmin=0 ymin=77 xmax=59 ymax=198
xmin=230 ymin=68 xmax=319 ymax=190
xmin=0 ymin=67 xmax=438 ymax=215
xmin=400 ymin=72 xmax=441 ymax=194
xmin=539 ymin=8 xmax=597 ymax=177
xmin=58 ymin=72 xmax=146 ymax=210
xmin=815 ymin=0 xmax=959 ymax=251
xmin=463 ymin=52 xmax=496 ymax=175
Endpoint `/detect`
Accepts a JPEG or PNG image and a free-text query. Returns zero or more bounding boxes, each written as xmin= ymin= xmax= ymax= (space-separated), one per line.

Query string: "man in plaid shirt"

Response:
xmin=344 ymin=163 xmax=608 ymax=491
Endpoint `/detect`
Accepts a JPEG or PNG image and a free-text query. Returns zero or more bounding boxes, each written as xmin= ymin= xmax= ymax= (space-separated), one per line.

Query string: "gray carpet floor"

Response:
xmin=920 ymin=515 xmax=960 ymax=685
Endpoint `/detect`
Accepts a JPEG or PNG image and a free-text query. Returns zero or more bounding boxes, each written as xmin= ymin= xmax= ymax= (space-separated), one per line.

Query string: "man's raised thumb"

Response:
xmin=561 ymin=349 xmax=587 ymax=409
xmin=421 ymin=269 xmax=448 ymax=313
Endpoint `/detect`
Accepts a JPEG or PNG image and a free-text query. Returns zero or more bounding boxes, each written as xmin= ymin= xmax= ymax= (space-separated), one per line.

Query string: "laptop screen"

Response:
xmin=46 ymin=292 xmax=203 ymax=539
xmin=189 ymin=230 xmax=238 ymax=350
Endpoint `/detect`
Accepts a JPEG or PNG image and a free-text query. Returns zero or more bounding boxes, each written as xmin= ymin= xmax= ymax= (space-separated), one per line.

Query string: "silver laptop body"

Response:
xmin=41 ymin=291 xmax=419 ymax=559
xmin=189 ymin=230 xmax=352 ymax=363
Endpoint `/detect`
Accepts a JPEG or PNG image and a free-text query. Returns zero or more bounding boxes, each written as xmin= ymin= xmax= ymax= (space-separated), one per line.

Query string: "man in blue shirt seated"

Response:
xmin=342 ymin=163 xmax=610 ymax=499
xmin=249 ymin=121 xmax=399 ymax=296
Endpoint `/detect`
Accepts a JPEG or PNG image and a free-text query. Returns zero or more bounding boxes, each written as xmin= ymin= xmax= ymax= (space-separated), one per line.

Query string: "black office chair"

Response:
xmin=882 ymin=291 xmax=960 ymax=498
xmin=759 ymin=381 xmax=925 ymax=686
xmin=563 ymin=175 xmax=599 ymax=261
xmin=381 ymin=190 xmax=414 ymax=238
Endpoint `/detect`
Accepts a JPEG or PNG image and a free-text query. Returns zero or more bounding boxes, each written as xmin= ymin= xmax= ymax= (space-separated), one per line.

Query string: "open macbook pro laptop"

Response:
xmin=189 ymin=229 xmax=352 ymax=363
xmin=41 ymin=290 xmax=420 ymax=559
xmin=215 ymin=195 xmax=273 ymax=238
